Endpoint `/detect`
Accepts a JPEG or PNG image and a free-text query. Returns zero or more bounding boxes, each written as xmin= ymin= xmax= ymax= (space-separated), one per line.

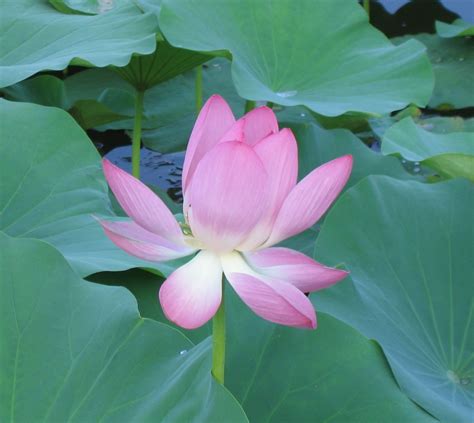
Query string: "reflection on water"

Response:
xmin=105 ymin=146 xmax=185 ymax=201
xmin=377 ymin=0 xmax=474 ymax=21
xmin=369 ymin=0 xmax=473 ymax=37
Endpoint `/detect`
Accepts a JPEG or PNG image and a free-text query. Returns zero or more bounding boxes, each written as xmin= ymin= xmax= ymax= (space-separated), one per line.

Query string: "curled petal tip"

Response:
xmin=304 ymin=312 xmax=317 ymax=330
xmin=302 ymin=305 xmax=317 ymax=329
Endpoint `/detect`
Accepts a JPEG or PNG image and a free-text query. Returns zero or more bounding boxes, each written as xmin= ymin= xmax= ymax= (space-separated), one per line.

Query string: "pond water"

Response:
xmin=97 ymin=0 xmax=473 ymax=200
xmin=371 ymin=0 xmax=474 ymax=36
xmin=104 ymin=145 xmax=184 ymax=201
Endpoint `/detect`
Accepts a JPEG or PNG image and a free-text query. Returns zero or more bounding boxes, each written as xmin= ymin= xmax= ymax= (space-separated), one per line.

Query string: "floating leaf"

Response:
xmin=0 ymin=234 xmax=247 ymax=422
xmin=0 ymin=99 xmax=176 ymax=277
xmin=382 ymin=117 xmax=474 ymax=181
xmin=393 ymin=34 xmax=474 ymax=109
xmin=314 ymin=176 xmax=474 ymax=422
xmin=370 ymin=114 xmax=474 ymax=140
xmin=436 ymin=19 xmax=474 ymax=38
xmin=0 ymin=0 xmax=157 ymax=88
xmin=159 ymin=0 xmax=433 ymax=116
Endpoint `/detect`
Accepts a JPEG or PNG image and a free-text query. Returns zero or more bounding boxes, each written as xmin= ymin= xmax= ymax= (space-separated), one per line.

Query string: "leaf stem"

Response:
xmin=195 ymin=65 xmax=203 ymax=112
xmin=245 ymin=100 xmax=256 ymax=113
xmin=132 ymin=89 xmax=145 ymax=179
xmin=363 ymin=0 xmax=370 ymax=18
xmin=212 ymin=280 xmax=226 ymax=385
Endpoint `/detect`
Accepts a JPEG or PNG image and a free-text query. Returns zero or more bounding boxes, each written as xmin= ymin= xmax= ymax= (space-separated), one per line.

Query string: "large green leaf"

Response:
xmin=393 ymin=34 xmax=474 ymax=109
xmin=0 ymin=234 xmax=247 ymax=422
xmin=313 ymin=176 xmax=474 ymax=422
xmin=382 ymin=117 xmax=474 ymax=181
xmin=91 ymin=269 xmax=434 ymax=422
xmin=0 ymin=0 xmax=157 ymax=88
xmin=0 ymin=99 xmax=177 ymax=277
xmin=159 ymin=0 xmax=433 ymax=116
xmin=225 ymin=294 xmax=435 ymax=423
xmin=436 ymin=19 xmax=474 ymax=38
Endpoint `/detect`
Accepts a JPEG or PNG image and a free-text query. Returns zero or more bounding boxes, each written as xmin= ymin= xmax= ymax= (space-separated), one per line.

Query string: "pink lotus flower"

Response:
xmin=100 ymin=95 xmax=352 ymax=330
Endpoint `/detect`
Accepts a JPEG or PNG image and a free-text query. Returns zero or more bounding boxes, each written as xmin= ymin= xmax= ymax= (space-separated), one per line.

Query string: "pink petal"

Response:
xmin=245 ymin=247 xmax=348 ymax=293
xmin=103 ymin=160 xmax=183 ymax=243
xmin=159 ymin=250 xmax=222 ymax=329
xmin=221 ymin=252 xmax=316 ymax=329
xmin=219 ymin=119 xmax=245 ymax=143
xmin=263 ymin=155 xmax=353 ymax=247
xmin=238 ymin=129 xmax=298 ymax=250
xmin=99 ymin=219 xmax=195 ymax=262
xmin=185 ymin=141 xmax=269 ymax=253
xmin=182 ymin=95 xmax=235 ymax=192
xmin=241 ymin=106 xmax=279 ymax=146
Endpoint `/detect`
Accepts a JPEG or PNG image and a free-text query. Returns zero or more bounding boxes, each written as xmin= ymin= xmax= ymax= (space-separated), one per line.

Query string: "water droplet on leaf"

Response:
xmin=447 ymin=370 xmax=460 ymax=383
xmin=179 ymin=350 xmax=188 ymax=355
xmin=276 ymin=90 xmax=298 ymax=98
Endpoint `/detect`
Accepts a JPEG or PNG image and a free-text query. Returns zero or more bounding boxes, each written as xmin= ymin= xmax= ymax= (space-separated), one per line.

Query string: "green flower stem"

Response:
xmin=212 ymin=280 xmax=226 ymax=385
xmin=245 ymin=100 xmax=256 ymax=113
xmin=132 ymin=89 xmax=145 ymax=179
xmin=195 ymin=65 xmax=203 ymax=112
xmin=363 ymin=0 xmax=370 ymax=17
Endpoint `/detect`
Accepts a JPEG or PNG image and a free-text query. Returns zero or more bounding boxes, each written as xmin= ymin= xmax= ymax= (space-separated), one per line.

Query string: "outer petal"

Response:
xmin=99 ymin=220 xmax=196 ymax=262
xmin=103 ymin=159 xmax=183 ymax=243
xmin=221 ymin=252 xmax=316 ymax=329
xmin=241 ymin=106 xmax=279 ymax=146
xmin=185 ymin=141 xmax=269 ymax=253
xmin=238 ymin=129 xmax=298 ymax=250
xmin=182 ymin=95 xmax=235 ymax=192
xmin=263 ymin=155 xmax=353 ymax=247
xmin=245 ymin=247 xmax=348 ymax=293
xmin=159 ymin=250 xmax=222 ymax=329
